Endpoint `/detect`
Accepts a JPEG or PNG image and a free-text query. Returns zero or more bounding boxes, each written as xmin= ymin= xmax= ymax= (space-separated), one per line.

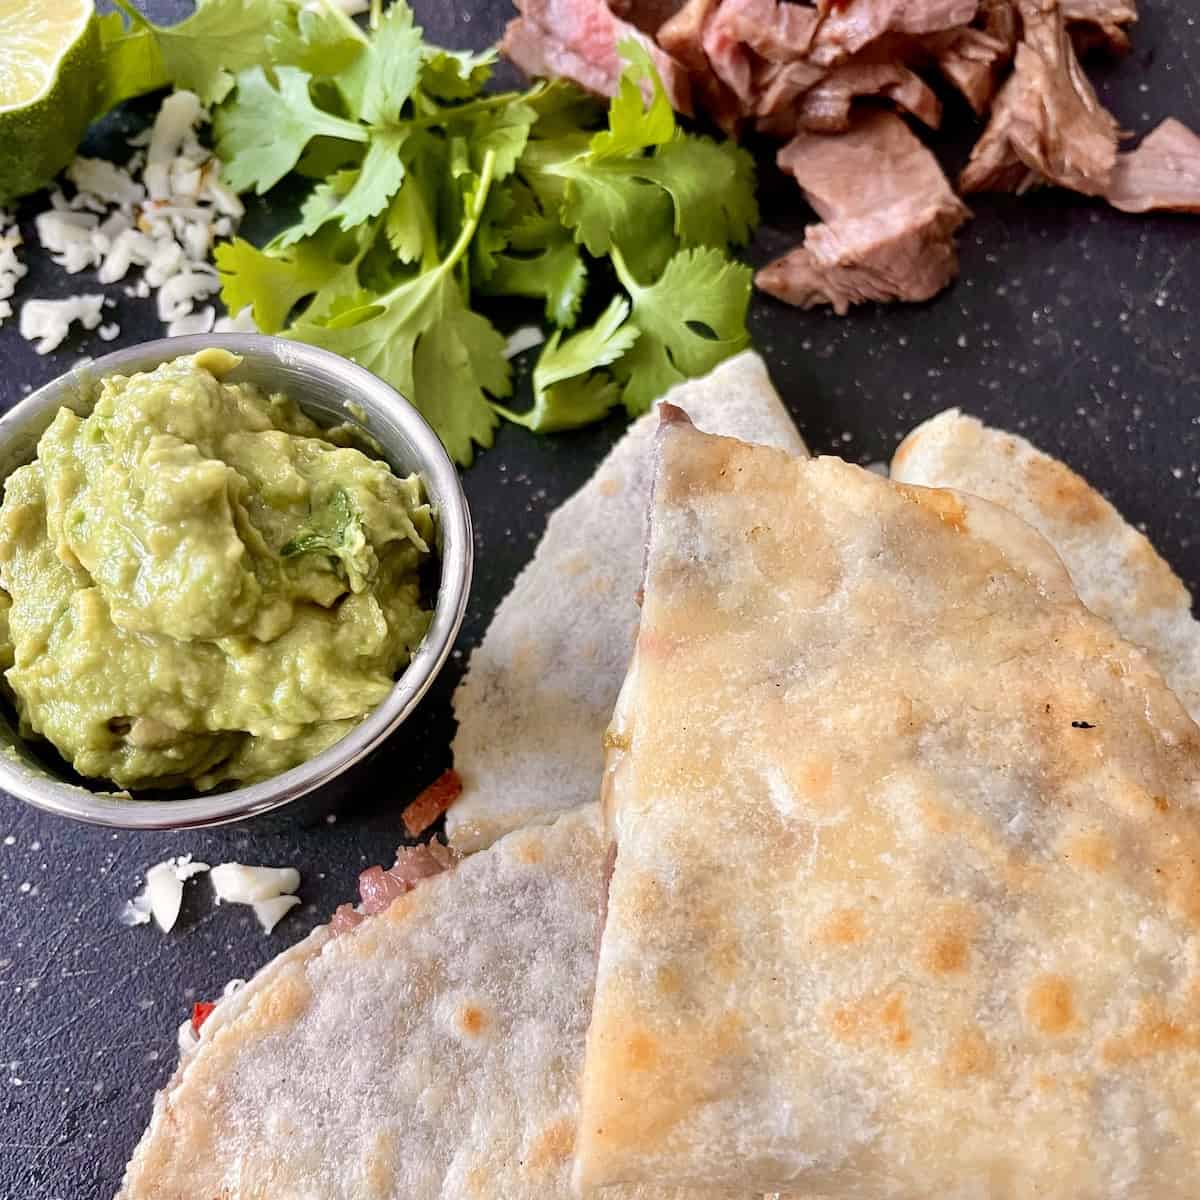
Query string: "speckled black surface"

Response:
xmin=0 ymin=2 xmax=1197 ymax=1195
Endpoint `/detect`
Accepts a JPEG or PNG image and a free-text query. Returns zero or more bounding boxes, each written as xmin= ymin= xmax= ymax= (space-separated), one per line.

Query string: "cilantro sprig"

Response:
xmin=116 ymin=0 xmax=761 ymax=462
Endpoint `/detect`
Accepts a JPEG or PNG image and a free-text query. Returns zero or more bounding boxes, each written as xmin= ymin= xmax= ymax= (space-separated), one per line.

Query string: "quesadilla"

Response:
xmin=118 ymin=806 xmax=748 ymax=1200
xmin=446 ymin=351 xmax=807 ymax=853
xmin=892 ymin=408 xmax=1200 ymax=723
xmin=576 ymin=411 xmax=1200 ymax=1196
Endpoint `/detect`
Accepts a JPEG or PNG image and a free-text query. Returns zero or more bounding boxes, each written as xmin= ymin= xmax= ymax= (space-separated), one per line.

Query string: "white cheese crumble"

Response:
xmin=0 ymin=209 xmax=27 ymax=327
xmin=210 ymin=862 xmax=303 ymax=934
xmin=21 ymin=89 xmax=253 ymax=355
xmin=19 ymin=296 xmax=107 ymax=355
xmin=119 ymin=855 xmax=211 ymax=933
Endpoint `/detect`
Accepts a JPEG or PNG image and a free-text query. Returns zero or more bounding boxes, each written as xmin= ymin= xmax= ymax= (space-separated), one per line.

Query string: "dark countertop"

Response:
xmin=1 ymin=2 xmax=1197 ymax=1196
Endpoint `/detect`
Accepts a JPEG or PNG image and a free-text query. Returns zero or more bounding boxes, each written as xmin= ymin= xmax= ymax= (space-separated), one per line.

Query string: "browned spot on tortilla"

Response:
xmin=457 ymin=1004 xmax=488 ymax=1036
xmin=895 ymin=483 xmax=968 ymax=532
xmin=746 ymin=524 xmax=766 ymax=542
xmin=602 ymin=729 xmax=631 ymax=752
xmin=919 ymin=796 xmax=954 ymax=834
xmin=923 ymin=929 xmax=969 ymax=974
xmin=514 ymin=836 xmax=544 ymax=865
xmin=817 ymin=907 xmax=867 ymax=947
xmin=559 ymin=551 xmax=590 ymax=576
xmin=1062 ymin=831 xmax=1115 ymax=873
xmin=796 ymin=754 xmax=833 ymax=798
xmin=1026 ymin=975 xmax=1075 ymax=1035
xmin=623 ymin=1030 xmax=659 ymax=1071
xmin=364 ymin=1130 xmax=397 ymax=1197
xmin=942 ymin=1028 xmax=994 ymax=1080
xmin=1101 ymin=997 xmax=1200 ymax=1065
xmin=256 ymin=971 xmax=311 ymax=1030
xmin=464 ymin=1165 xmax=489 ymax=1196
xmin=526 ymin=1117 xmax=575 ymax=1171
xmin=656 ymin=965 xmax=683 ymax=995
xmin=829 ymin=989 xmax=912 ymax=1050
xmin=597 ymin=476 xmax=621 ymax=497
xmin=1024 ymin=455 xmax=1107 ymax=526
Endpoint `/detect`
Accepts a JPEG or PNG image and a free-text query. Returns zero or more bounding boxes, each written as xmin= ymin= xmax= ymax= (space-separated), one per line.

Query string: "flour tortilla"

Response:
xmin=577 ymin=414 xmax=1200 ymax=1196
xmin=446 ymin=351 xmax=806 ymax=853
xmin=892 ymin=408 xmax=1200 ymax=723
xmin=118 ymin=806 xmax=747 ymax=1200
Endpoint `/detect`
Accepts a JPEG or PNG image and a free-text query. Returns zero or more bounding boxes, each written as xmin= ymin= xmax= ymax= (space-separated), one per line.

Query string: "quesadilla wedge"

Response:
xmin=117 ymin=807 xmax=748 ymax=1200
xmin=576 ymin=411 xmax=1200 ymax=1196
xmin=892 ymin=408 xmax=1200 ymax=723
xmin=447 ymin=351 xmax=806 ymax=853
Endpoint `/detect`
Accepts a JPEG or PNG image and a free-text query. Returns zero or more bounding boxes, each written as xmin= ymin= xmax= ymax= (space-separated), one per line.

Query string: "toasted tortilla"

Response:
xmin=576 ymin=413 xmax=1200 ymax=1195
xmin=446 ymin=351 xmax=806 ymax=853
xmin=118 ymin=806 xmax=746 ymax=1200
xmin=892 ymin=408 xmax=1200 ymax=723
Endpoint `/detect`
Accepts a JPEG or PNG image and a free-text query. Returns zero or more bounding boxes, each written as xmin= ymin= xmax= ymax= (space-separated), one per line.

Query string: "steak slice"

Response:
xmin=926 ymin=0 xmax=1018 ymax=113
xmin=502 ymin=0 xmax=693 ymax=113
xmin=1106 ymin=118 xmax=1200 ymax=213
xmin=960 ymin=0 xmax=1118 ymax=196
xmin=756 ymin=110 xmax=969 ymax=313
xmin=810 ymin=0 xmax=980 ymax=65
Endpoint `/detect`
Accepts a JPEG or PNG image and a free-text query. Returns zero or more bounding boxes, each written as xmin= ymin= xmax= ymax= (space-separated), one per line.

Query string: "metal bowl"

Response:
xmin=0 ymin=334 xmax=472 ymax=829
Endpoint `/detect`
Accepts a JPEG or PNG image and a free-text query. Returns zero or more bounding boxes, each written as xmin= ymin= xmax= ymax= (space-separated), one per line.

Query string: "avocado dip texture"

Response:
xmin=0 ymin=349 xmax=434 ymax=792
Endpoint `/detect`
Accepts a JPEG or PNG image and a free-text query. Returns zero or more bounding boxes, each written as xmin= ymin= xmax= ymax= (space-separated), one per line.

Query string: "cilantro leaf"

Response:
xmin=281 ymin=487 xmax=372 ymax=592
xmin=496 ymin=297 xmax=637 ymax=432
xmin=215 ymin=66 xmax=368 ymax=194
xmin=267 ymin=0 xmax=367 ymax=76
xmin=286 ymin=133 xmax=409 ymax=244
xmin=420 ymin=47 xmax=496 ymax=101
xmin=290 ymin=151 xmax=510 ymax=465
xmin=216 ymin=228 xmax=367 ymax=332
xmin=480 ymin=210 xmax=587 ymax=328
xmin=386 ymin=176 xmax=437 ymax=267
xmin=453 ymin=101 xmax=538 ymax=182
xmin=97 ymin=10 xmax=169 ymax=112
xmin=612 ymin=246 xmax=752 ymax=415
xmin=635 ymin=135 xmax=758 ymax=249
xmin=113 ymin=0 xmax=284 ymax=107
xmin=339 ymin=0 xmax=424 ymax=125
xmin=590 ymin=39 xmax=674 ymax=160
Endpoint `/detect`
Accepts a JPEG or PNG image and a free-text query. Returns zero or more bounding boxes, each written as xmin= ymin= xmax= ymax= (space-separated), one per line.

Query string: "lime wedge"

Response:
xmin=0 ymin=0 xmax=101 ymax=203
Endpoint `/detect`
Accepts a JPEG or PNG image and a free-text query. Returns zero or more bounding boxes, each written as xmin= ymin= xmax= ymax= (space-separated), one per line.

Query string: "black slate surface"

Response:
xmin=1 ymin=2 xmax=1198 ymax=1195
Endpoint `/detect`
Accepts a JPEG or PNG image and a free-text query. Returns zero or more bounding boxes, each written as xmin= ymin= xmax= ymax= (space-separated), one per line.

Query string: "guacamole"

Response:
xmin=0 ymin=349 xmax=434 ymax=791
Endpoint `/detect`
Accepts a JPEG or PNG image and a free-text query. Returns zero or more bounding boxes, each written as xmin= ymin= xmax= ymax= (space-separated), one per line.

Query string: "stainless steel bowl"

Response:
xmin=0 ymin=334 xmax=472 ymax=829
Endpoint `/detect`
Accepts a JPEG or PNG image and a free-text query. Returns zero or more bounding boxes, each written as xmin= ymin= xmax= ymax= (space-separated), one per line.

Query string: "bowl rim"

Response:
xmin=0 ymin=333 xmax=472 ymax=830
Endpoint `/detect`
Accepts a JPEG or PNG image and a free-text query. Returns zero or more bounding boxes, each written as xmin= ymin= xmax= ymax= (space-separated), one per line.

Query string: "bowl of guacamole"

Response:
xmin=0 ymin=336 xmax=471 ymax=828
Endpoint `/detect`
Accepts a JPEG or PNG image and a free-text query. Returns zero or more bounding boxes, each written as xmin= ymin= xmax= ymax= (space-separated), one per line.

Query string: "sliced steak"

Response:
xmin=1063 ymin=0 xmax=1137 ymax=55
xmin=960 ymin=0 xmax=1118 ymax=196
xmin=607 ymin=0 xmax=688 ymax=34
xmin=1107 ymin=118 xmax=1200 ymax=213
xmin=657 ymin=0 xmax=744 ymax=131
xmin=772 ymin=58 xmax=943 ymax=134
xmin=926 ymin=0 xmax=1017 ymax=113
xmin=503 ymin=0 xmax=693 ymax=113
xmin=757 ymin=110 xmax=969 ymax=312
xmin=716 ymin=0 xmax=820 ymax=61
xmin=753 ymin=59 xmax=827 ymax=119
xmin=810 ymin=0 xmax=979 ymax=65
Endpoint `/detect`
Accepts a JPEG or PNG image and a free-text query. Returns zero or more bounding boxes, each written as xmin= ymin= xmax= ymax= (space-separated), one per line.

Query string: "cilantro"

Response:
xmin=496 ymin=297 xmax=638 ymax=433
xmin=589 ymin=40 xmax=674 ymax=160
xmin=291 ymin=150 xmax=508 ymax=466
xmin=112 ymin=0 xmax=285 ymax=107
xmin=97 ymin=10 xmax=169 ymax=113
xmin=612 ymin=246 xmax=753 ymax=415
xmin=267 ymin=0 xmax=367 ymax=76
xmin=281 ymin=487 xmax=372 ymax=592
xmin=420 ymin=48 xmax=496 ymax=102
xmin=199 ymin=4 xmax=758 ymax=463
xmin=215 ymin=66 xmax=368 ymax=194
